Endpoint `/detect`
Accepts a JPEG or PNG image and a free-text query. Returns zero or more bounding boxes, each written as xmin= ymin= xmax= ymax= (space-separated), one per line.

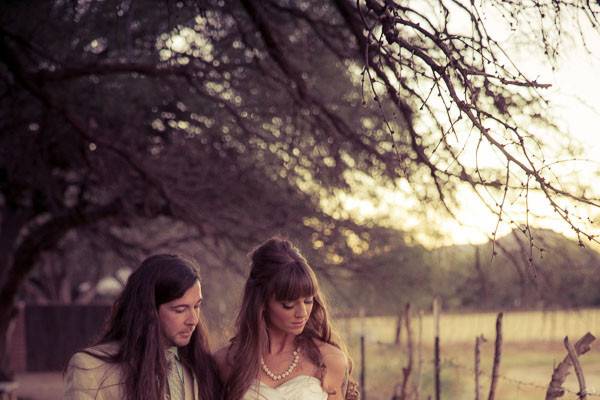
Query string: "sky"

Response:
xmin=339 ymin=4 xmax=600 ymax=248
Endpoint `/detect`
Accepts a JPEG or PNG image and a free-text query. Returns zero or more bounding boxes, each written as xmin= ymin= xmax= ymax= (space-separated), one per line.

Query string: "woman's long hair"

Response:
xmin=85 ymin=254 xmax=222 ymax=400
xmin=224 ymin=237 xmax=349 ymax=400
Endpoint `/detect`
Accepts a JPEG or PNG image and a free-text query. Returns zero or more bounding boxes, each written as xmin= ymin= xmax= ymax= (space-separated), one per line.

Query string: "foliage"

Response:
xmin=430 ymin=228 xmax=600 ymax=310
xmin=2 ymin=0 xmax=600 ymax=379
xmin=327 ymin=228 xmax=600 ymax=314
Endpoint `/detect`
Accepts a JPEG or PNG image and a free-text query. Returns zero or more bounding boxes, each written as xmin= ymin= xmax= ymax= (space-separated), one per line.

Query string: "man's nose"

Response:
xmin=187 ymin=308 xmax=199 ymax=325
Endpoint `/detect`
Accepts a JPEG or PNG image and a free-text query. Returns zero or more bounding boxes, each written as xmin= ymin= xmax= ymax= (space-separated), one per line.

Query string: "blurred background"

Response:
xmin=2 ymin=1 xmax=600 ymax=399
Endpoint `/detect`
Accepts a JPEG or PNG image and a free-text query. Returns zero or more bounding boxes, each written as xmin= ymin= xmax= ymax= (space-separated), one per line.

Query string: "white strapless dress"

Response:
xmin=242 ymin=375 xmax=328 ymax=400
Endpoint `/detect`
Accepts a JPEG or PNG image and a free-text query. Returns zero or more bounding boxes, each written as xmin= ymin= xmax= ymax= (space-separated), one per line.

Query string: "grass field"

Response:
xmin=338 ymin=309 xmax=600 ymax=400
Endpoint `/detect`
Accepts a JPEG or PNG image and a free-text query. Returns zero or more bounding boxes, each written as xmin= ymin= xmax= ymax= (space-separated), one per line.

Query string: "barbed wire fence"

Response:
xmin=351 ymin=303 xmax=598 ymax=400
xmin=443 ymin=358 xmax=600 ymax=399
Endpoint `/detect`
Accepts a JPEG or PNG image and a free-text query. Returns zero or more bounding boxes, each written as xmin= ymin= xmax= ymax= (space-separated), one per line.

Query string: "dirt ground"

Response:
xmin=14 ymin=372 xmax=63 ymax=400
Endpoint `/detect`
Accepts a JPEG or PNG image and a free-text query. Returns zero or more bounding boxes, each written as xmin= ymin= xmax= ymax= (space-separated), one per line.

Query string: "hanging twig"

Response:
xmin=545 ymin=333 xmax=595 ymax=400
xmin=475 ymin=334 xmax=487 ymax=400
xmin=564 ymin=336 xmax=590 ymax=400
xmin=487 ymin=312 xmax=503 ymax=400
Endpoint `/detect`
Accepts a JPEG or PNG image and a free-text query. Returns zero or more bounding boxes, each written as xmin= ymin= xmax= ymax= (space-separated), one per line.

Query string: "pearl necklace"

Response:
xmin=260 ymin=348 xmax=300 ymax=381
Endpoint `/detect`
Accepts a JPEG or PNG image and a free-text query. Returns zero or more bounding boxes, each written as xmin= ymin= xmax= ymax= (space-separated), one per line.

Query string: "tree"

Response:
xmin=1 ymin=0 xmax=599 ymax=379
xmin=430 ymin=228 xmax=600 ymax=310
xmin=356 ymin=0 xmax=600 ymax=241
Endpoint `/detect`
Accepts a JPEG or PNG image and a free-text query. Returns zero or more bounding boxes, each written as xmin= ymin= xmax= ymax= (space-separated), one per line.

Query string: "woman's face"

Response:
xmin=266 ymin=295 xmax=314 ymax=335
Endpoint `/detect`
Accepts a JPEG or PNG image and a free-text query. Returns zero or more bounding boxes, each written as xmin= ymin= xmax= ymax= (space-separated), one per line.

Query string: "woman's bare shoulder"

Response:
xmin=314 ymin=340 xmax=346 ymax=360
xmin=312 ymin=341 xmax=349 ymax=399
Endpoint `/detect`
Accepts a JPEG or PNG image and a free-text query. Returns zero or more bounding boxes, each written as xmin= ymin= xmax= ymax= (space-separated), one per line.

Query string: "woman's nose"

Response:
xmin=295 ymin=303 xmax=307 ymax=317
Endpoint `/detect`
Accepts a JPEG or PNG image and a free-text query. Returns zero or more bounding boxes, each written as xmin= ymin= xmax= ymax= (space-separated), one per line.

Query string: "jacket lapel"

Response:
xmin=181 ymin=363 xmax=198 ymax=400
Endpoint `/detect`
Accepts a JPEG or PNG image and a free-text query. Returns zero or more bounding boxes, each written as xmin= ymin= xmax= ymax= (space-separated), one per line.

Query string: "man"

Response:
xmin=64 ymin=254 xmax=222 ymax=400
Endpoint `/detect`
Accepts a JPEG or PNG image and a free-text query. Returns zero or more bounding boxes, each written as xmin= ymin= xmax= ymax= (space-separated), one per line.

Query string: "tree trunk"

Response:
xmin=0 ymin=211 xmax=26 ymax=283
xmin=473 ymin=246 xmax=488 ymax=306
xmin=0 ymin=207 xmax=29 ymax=381
xmin=0 ymin=202 xmax=119 ymax=379
xmin=0 ymin=306 xmax=18 ymax=381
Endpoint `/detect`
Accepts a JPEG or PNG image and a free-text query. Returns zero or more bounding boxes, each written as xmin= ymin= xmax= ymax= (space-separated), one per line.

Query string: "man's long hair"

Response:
xmin=223 ymin=237 xmax=350 ymax=400
xmin=86 ymin=254 xmax=222 ymax=400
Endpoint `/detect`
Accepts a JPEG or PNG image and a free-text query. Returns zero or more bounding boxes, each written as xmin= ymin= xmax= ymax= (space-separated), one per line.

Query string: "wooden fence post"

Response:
xmin=399 ymin=303 xmax=413 ymax=400
xmin=360 ymin=334 xmax=366 ymax=400
xmin=433 ymin=297 xmax=441 ymax=400
xmin=487 ymin=313 xmax=503 ymax=400
xmin=474 ymin=335 xmax=486 ymax=400
xmin=395 ymin=313 xmax=403 ymax=346
xmin=415 ymin=310 xmax=423 ymax=400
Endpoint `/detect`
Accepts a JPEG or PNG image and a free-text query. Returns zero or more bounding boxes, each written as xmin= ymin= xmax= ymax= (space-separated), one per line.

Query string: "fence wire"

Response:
xmin=443 ymin=357 xmax=600 ymax=398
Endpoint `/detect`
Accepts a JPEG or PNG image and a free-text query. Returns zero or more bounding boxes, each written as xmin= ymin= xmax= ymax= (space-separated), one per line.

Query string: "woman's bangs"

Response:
xmin=272 ymin=262 xmax=316 ymax=301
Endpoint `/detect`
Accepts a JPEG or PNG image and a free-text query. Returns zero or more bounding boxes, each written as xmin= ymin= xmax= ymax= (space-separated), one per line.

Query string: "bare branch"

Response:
xmin=545 ymin=332 xmax=596 ymax=400
xmin=564 ymin=336 xmax=589 ymax=400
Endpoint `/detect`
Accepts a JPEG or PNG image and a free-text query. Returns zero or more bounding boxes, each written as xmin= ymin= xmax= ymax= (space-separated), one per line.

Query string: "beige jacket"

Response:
xmin=64 ymin=343 xmax=200 ymax=400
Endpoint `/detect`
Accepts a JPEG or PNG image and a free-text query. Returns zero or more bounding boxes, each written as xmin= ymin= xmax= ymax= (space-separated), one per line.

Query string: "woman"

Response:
xmin=215 ymin=237 xmax=358 ymax=400
xmin=64 ymin=254 xmax=222 ymax=400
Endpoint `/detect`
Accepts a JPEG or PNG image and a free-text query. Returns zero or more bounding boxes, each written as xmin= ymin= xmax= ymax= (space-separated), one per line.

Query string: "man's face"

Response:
xmin=158 ymin=280 xmax=202 ymax=348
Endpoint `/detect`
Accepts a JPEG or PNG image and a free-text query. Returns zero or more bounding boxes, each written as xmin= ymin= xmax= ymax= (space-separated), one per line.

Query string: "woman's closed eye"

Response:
xmin=282 ymin=297 xmax=313 ymax=309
